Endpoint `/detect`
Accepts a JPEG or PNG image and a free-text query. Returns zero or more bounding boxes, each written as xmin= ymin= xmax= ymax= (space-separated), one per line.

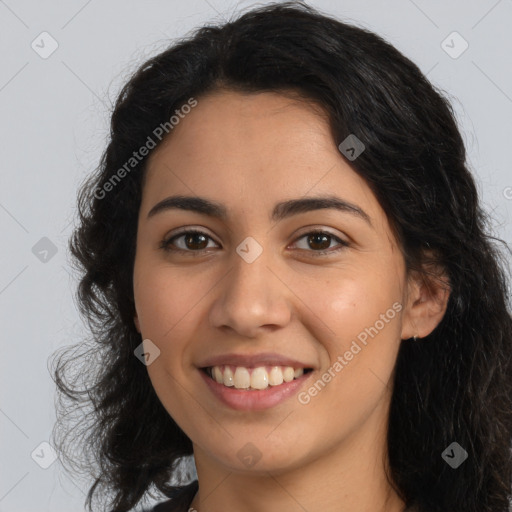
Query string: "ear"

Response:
xmin=401 ymin=259 xmax=451 ymax=340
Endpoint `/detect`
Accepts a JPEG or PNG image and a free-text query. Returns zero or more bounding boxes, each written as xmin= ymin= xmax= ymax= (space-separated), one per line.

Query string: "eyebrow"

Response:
xmin=147 ymin=194 xmax=372 ymax=226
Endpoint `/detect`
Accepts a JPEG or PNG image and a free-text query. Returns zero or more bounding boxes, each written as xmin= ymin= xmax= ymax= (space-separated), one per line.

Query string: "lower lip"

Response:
xmin=200 ymin=370 xmax=312 ymax=411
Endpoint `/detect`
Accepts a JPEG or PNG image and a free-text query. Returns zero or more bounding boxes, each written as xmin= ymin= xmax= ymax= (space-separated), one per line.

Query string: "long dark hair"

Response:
xmin=51 ymin=2 xmax=512 ymax=511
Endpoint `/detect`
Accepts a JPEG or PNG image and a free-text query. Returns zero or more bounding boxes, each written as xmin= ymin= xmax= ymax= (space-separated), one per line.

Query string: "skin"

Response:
xmin=133 ymin=89 xmax=450 ymax=512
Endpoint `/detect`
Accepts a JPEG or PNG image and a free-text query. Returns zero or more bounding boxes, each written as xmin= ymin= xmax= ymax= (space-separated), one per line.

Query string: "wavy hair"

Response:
xmin=51 ymin=2 xmax=512 ymax=511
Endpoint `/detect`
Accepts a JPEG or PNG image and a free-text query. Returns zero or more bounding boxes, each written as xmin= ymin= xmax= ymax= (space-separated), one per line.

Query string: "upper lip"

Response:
xmin=198 ymin=352 xmax=313 ymax=369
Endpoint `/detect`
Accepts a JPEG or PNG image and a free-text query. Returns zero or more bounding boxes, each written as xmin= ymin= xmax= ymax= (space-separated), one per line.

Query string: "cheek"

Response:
xmin=299 ymin=263 xmax=404 ymax=390
xmin=307 ymin=266 xmax=402 ymax=335
xmin=133 ymin=267 xmax=203 ymax=415
xmin=133 ymin=264 xmax=197 ymax=367
xmin=134 ymin=259 xmax=191 ymax=329
xmin=297 ymin=274 xmax=403 ymax=432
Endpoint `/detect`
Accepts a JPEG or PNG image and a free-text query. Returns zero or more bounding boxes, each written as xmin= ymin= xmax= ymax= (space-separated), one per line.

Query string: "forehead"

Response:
xmin=141 ymin=90 xmax=382 ymax=226
xmin=147 ymin=89 xmax=335 ymax=170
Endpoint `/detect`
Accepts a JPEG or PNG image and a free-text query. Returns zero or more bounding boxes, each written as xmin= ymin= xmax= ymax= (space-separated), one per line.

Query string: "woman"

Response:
xmin=51 ymin=2 xmax=512 ymax=511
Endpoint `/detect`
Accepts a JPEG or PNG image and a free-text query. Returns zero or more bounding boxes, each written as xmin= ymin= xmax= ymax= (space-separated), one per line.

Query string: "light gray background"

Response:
xmin=1 ymin=0 xmax=511 ymax=511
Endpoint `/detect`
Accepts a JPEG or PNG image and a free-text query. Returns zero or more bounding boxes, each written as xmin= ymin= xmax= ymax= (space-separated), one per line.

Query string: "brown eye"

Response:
xmin=159 ymin=228 xmax=349 ymax=257
xmin=306 ymin=233 xmax=332 ymax=251
xmin=292 ymin=230 xmax=349 ymax=257
xmin=181 ymin=232 xmax=209 ymax=250
xmin=159 ymin=229 xmax=218 ymax=253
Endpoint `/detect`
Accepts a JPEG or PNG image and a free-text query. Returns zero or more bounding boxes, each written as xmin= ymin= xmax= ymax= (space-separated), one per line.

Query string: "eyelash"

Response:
xmin=159 ymin=228 xmax=350 ymax=257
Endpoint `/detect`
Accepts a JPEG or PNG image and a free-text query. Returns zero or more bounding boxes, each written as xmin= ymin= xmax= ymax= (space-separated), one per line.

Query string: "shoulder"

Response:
xmin=143 ymin=480 xmax=198 ymax=512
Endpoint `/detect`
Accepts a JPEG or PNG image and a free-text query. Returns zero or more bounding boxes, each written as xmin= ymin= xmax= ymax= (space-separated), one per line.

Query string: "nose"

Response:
xmin=209 ymin=246 xmax=292 ymax=338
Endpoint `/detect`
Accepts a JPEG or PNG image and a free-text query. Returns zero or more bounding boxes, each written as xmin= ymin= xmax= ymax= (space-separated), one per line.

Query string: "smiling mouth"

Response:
xmin=202 ymin=365 xmax=313 ymax=391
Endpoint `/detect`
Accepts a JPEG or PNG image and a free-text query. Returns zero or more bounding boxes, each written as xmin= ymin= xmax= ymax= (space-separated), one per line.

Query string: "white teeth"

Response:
xmin=213 ymin=366 xmax=224 ymax=384
xmin=208 ymin=364 xmax=308 ymax=390
xmin=268 ymin=366 xmax=284 ymax=386
xmin=233 ymin=367 xmax=251 ymax=389
xmin=283 ymin=366 xmax=295 ymax=382
xmin=223 ymin=366 xmax=234 ymax=387
xmin=250 ymin=367 xmax=269 ymax=390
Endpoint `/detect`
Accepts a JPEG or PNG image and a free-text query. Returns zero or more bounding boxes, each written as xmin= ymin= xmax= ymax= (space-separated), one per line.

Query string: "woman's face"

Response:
xmin=133 ymin=90 xmax=426 ymax=475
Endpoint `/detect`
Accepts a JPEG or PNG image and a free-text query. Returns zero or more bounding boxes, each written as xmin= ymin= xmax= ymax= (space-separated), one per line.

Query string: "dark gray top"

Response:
xmin=145 ymin=481 xmax=198 ymax=512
